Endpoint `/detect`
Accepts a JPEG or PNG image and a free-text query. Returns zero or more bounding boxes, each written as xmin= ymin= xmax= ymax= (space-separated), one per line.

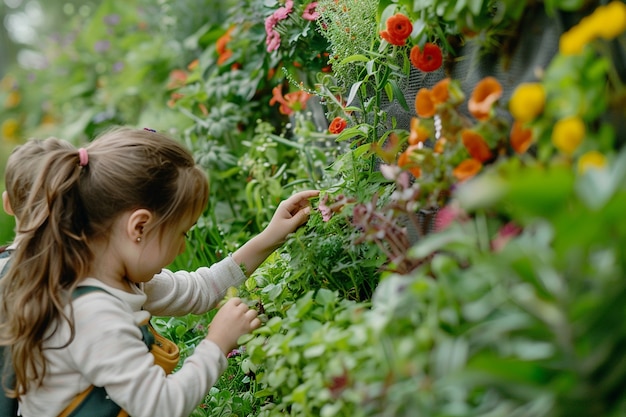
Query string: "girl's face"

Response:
xmin=129 ymin=217 xmax=196 ymax=283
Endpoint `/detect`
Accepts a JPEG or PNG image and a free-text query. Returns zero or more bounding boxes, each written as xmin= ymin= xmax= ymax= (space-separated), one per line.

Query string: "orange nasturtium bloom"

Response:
xmin=509 ymin=83 xmax=546 ymax=123
xmin=468 ymin=76 xmax=503 ymax=121
xmin=408 ymin=117 xmax=430 ymax=145
xmin=415 ymin=88 xmax=436 ymax=118
xmin=510 ymin=120 xmax=533 ymax=154
xmin=398 ymin=145 xmax=421 ymax=178
xmin=453 ymin=159 xmax=482 ymax=182
xmin=431 ymin=78 xmax=450 ymax=104
xmin=551 ymin=116 xmax=585 ymax=155
xmin=329 ymin=116 xmax=348 ymax=134
xmin=380 ymin=13 xmax=413 ymax=46
xmin=461 ymin=129 xmax=493 ymax=162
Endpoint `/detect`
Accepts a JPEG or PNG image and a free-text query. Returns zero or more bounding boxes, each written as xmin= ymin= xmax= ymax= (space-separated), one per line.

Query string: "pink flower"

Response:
xmin=491 ymin=222 xmax=522 ymax=252
xmin=302 ymin=2 xmax=319 ymax=21
xmin=318 ymin=194 xmax=332 ymax=222
xmin=434 ymin=203 xmax=468 ymax=231
xmin=274 ymin=0 xmax=294 ymax=19
xmin=265 ymin=0 xmax=295 ymax=52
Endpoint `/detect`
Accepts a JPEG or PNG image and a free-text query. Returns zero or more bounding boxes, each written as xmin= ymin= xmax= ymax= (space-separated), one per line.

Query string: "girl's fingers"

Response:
xmin=244 ymin=308 xmax=258 ymax=319
xmin=250 ymin=317 xmax=262 ymax=329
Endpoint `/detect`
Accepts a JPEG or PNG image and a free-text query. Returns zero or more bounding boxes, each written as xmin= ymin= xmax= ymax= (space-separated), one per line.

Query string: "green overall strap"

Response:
xmin=68 ymin=285 xmax=153 ymax=417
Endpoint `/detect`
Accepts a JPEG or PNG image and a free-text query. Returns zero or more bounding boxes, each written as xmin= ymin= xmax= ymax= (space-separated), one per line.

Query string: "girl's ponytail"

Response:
xmin=1 ymin=147 xmax=92 ymax=398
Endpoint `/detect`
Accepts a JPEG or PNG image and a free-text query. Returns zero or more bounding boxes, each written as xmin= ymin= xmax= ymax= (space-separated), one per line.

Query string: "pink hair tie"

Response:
xmin=78 ymin=148 xmax=89 ymax=167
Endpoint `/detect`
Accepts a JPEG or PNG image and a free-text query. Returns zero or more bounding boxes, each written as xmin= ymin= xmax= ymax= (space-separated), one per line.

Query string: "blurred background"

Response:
xmin=1 ymin=0 xmax=104 ymax=243
xmin=0 ymin=0 xmax=233 ymax=244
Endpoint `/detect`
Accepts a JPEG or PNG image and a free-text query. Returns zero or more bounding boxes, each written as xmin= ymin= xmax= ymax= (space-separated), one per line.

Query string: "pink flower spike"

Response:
xmin=302 ymin=2 xmax=320 ymax=21
xmin=318 ymin=194 xmax=332 ymax=222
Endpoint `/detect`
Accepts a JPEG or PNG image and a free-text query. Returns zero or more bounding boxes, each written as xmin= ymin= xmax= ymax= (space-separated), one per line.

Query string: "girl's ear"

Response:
xmin=126 ymin=208 xmax=153 ymax=242
xmin=2 ymin=191 xmax=14 ymax=216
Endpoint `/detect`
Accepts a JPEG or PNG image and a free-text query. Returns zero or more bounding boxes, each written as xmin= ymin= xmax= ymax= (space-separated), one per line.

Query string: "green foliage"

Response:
xmin=3 ymin=0 xmax=626 ymax=416
xmin=233 ymin=151 xmax=626 ymax=416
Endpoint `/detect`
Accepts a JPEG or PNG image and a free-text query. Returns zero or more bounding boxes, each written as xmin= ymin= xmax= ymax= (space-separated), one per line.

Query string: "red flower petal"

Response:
xmin=410 ymin=43 xmax=442 ymax=72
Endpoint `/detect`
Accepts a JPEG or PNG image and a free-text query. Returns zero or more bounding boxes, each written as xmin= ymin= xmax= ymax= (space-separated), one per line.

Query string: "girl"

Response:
xmin=0 ymin=127 xmax=318 ymax=417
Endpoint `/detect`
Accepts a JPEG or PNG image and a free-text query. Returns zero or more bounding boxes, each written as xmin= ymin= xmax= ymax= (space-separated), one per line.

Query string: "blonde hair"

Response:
xmin=4 ymin=137 xmax=74 ymax=219
xmin=0 ymin=127 xmax=209 ymax=398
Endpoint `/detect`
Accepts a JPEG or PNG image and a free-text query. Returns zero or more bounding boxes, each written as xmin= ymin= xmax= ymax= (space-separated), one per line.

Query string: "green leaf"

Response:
xmin=346 ymin=81 xmax=364 ymax=107
xmin=387 ymin=79 xmax=410 ymax=111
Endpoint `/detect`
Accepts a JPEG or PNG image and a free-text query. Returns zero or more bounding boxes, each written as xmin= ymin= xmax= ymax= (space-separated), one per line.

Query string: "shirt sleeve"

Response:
xmin=69 ymin=292 xmax=227 ymax=417
xmin=143 ymin=256 xmax=247 ymax=316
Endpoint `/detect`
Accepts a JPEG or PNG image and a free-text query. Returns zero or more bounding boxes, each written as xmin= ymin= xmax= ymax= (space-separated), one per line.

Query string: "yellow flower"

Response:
xmin=4 ymin=91 xmax=21 ymax=108
xmin=551 ymin=116 xmax=586 ymax=155
xmin=1 ymin=119 xmax=20 ymax=142
xmin=559 ymin=25 xmax=595 ymax=55
xmin=578 ymin=151 xmax=607 ymax=174
xmin=509 ymin=83 xmax=546 ymax=123
xmin=560 ymin=2 xmax=626 ymax=55
xmin=590 ymin=1 xmax=626 ymax=40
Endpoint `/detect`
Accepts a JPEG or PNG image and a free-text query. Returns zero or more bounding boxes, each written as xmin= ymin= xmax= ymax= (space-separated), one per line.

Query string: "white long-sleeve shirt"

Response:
xmin=19 ymin=256 xmax=247 ymax=417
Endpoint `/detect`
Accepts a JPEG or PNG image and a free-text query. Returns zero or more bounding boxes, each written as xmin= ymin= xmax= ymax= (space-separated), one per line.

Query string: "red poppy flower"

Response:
xmin=329 ymin=117 xmax=348 ymax=134
xmin=380 ymin=14 xmax=413 ymax=46
xmin=410 ymin=43 xmax=442 ymax=72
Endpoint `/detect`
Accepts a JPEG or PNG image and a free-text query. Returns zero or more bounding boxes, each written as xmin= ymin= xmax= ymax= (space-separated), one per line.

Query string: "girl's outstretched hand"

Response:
xmin=232 ymin=189 xmax=319 ymax=277
xmin=264 ymin=189 xmax=320 ymax=246
xmin=206 ymin=297 xmax=261 ymax=355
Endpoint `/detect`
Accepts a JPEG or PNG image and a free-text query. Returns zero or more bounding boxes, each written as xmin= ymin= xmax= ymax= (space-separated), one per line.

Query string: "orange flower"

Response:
xmin=510 ymin=121 xmax=533 ymax=154
xmin=167 ymin=92 xmax=185 ymax=108
xmin=453 ymin=159 xmax=482 ymax=181
xmin=217 ymin=49 xmax=233 ymax=65
xmin=433 ymin=137 xmax=446 ymax=154
xmin=187 ymin=59 xmax=199 ymax=71
xmin=216 ymin=27 xmax=234 ymax=55
xmin=270 ymin=86 xmax=308 ymax=115
xmin=284 ymin=91 xmax=311 ymax=113
xmin=461 ymin=129 xmax=493 ymax=162
xmin=398 ymin=145 xmax=421 ymax=178
xmin=415 ymin=88 xmax=436 ymax=118
xmin=468 ymin=76 xmax=503 ymax=121
xmin=329 ymin=117 xmax=348 ymax=134
xmin=410 ymin=43 xmax=443 ymax=72
xmin=408 ymin=117 xmax=430 ymax=145
xmin=166 ymin=69 xmax=187 ymax=90
xmin=380 ymin=14 xmax=413 ymax=46
xmin=216 ymin=27 xmax=235 ymax=66
xmin=431 ymin=78 xmax=450 ymax=104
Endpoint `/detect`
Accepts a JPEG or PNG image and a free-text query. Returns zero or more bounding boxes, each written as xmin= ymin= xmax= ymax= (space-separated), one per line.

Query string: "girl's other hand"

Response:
xmin=205 ymin=297 xmax=260 ymax=355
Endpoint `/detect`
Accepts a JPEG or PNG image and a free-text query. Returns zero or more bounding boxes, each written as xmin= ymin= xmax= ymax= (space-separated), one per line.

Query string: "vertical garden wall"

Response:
xmin=2 ymin=0 xmax=626 ymax=415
